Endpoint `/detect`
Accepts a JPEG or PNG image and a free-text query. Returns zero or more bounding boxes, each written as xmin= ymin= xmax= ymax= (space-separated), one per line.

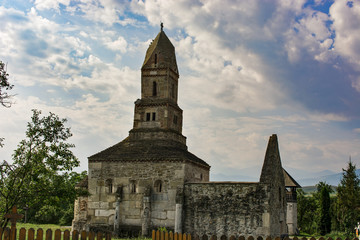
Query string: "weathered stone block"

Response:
xmin=151 ymin=211 xmax=167 ymax=220
xmin=167 ymin=210 xmax=175 ymax=220
xmin=95 ymin=209 xmax=115 ymax=217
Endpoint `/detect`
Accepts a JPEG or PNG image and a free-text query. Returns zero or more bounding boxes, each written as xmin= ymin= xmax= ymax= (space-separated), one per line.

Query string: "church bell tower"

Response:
xmin=130 ymin=24 xmax=186 ymax=146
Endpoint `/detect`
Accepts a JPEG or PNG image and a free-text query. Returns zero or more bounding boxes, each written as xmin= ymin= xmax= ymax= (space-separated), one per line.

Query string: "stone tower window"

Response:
xmin=152 ymin=112 xmax=156 ymax=121
xmin=172 ymin=83 xmax=175 ymax=98
xmin=153 ymin=81 xmax=157 ymax=96
xmin=130 ymin=180 xmax=136 ymax=193
xmin=173 ymin=115 xmax=178 ymax=125
xmin=106 ymin=179 xmax=113 ymax=194
xmin=154 ymin=180 xmax=163 ymax=193
xmin=146 ymin=113 xmax=151 ymax=121
xmin=154 ymin=54 xmax=157 ymax=65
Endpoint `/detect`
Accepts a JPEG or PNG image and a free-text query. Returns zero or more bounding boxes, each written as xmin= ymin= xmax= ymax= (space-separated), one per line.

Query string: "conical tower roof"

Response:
xmin=142 ymin=24 xmax=178 ymax=73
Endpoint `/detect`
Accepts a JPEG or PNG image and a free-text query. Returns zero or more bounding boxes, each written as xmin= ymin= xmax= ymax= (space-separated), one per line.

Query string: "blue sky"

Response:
xmin=0 ymin=0 xmax=359 ymax=181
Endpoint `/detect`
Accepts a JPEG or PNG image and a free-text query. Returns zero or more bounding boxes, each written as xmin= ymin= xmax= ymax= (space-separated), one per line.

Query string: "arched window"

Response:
xmin=106 ymin=179 xmax=113 ymax=194
xmin=130 ymin=180 xmax=137 ymax=193
xmin=153 ymin=81 xmax=157 ymax=96
xmin=154 ymin=180 xmax=163 ymax=193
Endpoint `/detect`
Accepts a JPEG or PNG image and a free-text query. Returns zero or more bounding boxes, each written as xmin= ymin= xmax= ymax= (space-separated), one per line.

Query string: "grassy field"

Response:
xmin=14 ymin=223 xmax=71 ymax=231
xmin=296 ymin=231 xmax=350 ymax=239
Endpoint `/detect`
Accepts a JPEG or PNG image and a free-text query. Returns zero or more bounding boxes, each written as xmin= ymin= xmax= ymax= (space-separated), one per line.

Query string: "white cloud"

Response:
xmin=104 ymin=36 xmax=128 ymax=52
xmin=34 ymin=0 xmax=71 ymax=11
xmin=65 ymin=0 xmax=128 ymax=26
xmin=330 ymin=0 xmax=360 ymax=70
xmin=352 ymin=76 xmax=360 ymax=93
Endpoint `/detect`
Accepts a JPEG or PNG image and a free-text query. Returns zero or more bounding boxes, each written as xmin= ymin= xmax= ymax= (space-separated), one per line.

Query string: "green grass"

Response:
xmin=14 ymin=223 xmax=71 ymax=231
xmin=297 ymin=231 xmax=351 ymax=239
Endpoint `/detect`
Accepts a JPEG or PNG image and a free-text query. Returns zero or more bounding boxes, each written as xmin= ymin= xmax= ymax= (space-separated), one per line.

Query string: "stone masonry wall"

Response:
xmin=183 ymin=182 xmax=270 ymax=237
xmin=87 ymin=161 xmax=187 ymax=232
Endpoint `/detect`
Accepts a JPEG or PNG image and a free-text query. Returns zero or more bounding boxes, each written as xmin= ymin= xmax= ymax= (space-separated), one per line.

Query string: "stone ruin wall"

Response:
xmin=183 ymin=182 xmax=271 ymax=237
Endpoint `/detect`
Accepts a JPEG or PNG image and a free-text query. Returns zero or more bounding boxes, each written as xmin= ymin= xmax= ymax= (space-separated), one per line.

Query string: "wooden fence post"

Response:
xmin=72 ymin=230 xmax=79 ymax=240
xmin=45 ymin=229 xmax=52 ymax=240
xmin=55 ymin=229 xmax=61 ymax=240
xmin=88 ymin=231 xmax=95 ymax=240
xmin=80 ymin=230 xmax=87 ymax=240
xmin=3 ymin=228 xmax=10 ymax=240
xmin=105 ymin=232 xmax=112 ymax=240
xmin=19 ymin=228 xmax=26 ymax=240
xmin=63 ymin=230 xmax=70 ymax=240
xmin=36 ymin=228 xmax=44 ymax=240
xmin=28 ymin=228 xmax=35 ymax=240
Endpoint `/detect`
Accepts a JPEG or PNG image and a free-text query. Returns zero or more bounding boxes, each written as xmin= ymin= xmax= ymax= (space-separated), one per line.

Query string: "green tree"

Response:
xmin=29 ymin=171 xmax=88 ymax=225
xmin=0 ymin=61 xmax=13 ymax=108
xmin=336 ymin=161 xmax=360 ymax=236
xmin=316 ymin=181 xmax=333 ymax=235
xmin=0 ymin=109 xmax=80 ymax=227
xmin=297 ymin=188 xmax=318 ymax=234
xmin=0 ymin=60 xmax=14 ymax=148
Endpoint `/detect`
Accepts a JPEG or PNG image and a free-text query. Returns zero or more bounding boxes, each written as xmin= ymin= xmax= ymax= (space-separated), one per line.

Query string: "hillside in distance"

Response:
xmin=210 ymin=166 xmax=360 ymax=187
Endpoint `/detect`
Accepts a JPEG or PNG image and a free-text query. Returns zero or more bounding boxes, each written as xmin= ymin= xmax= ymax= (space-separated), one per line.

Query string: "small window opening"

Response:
xmin=152 ymin=112 xmax=156 ymax=121
xmin=154 ymin=180 xmax=163 ymax=193
xmin=106 ymin=179 xmax=113 ymax=194
xmin=173 ymin=115 xmax=178 ymax=125
xmin=130 ymin=181 xmax=136 ymax=193
xmin=171 ymin=84 xmax=175 ymax=98
xmin=154 ymin=54 xmax=157 ymax=65
xmin=153 ymin=81 xmax=157 ymax=96
xmin=279 ymin=187 xmax=282 ymax=202
xmin=146 ymin=113 xmax=151 ymax=121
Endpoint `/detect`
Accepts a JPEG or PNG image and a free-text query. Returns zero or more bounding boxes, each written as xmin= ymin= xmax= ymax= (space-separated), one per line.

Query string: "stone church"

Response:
xmin=72 ymin=25 xmax=300 ymax=237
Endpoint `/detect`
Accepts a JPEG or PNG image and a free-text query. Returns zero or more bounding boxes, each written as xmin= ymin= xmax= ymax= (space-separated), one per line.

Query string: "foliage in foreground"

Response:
xmin=298 ymin=161 xmax=360 ymax=237
xmin=0 ymin=109 xmax=87 ymax=227
xmin=0 ymin=60 xmax=13 ymax=108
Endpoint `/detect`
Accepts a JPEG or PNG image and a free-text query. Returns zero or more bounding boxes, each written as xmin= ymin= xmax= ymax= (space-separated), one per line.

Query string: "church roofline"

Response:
xmin=283 ymin=168 xmax=301 ymax=188
xmin=88 ymin=137 xmax=210 ymax=169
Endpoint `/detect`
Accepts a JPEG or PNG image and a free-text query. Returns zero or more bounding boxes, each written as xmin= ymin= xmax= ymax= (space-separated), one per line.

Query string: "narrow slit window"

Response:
xmin=171 ymin=84 xmax=175 ymax=98
xmin=146 ymin=113 xmax=151 ymax=121
xmin=153 ymin=81 xmax=157 ymax=96
xmin=106 ymin=179 xmax=113 ymax=194
xmin=154 ymin=54 xmax=157 ymax=65
xmin=130 ymin=181 xmax=136 ymax=193
xmin=154 ymin=180 xmax=163 ymax=193
xmin=173 ymin=115 xmax=178 ymax=124
xmin=152 ymin=112 xmax=156 ymax=121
